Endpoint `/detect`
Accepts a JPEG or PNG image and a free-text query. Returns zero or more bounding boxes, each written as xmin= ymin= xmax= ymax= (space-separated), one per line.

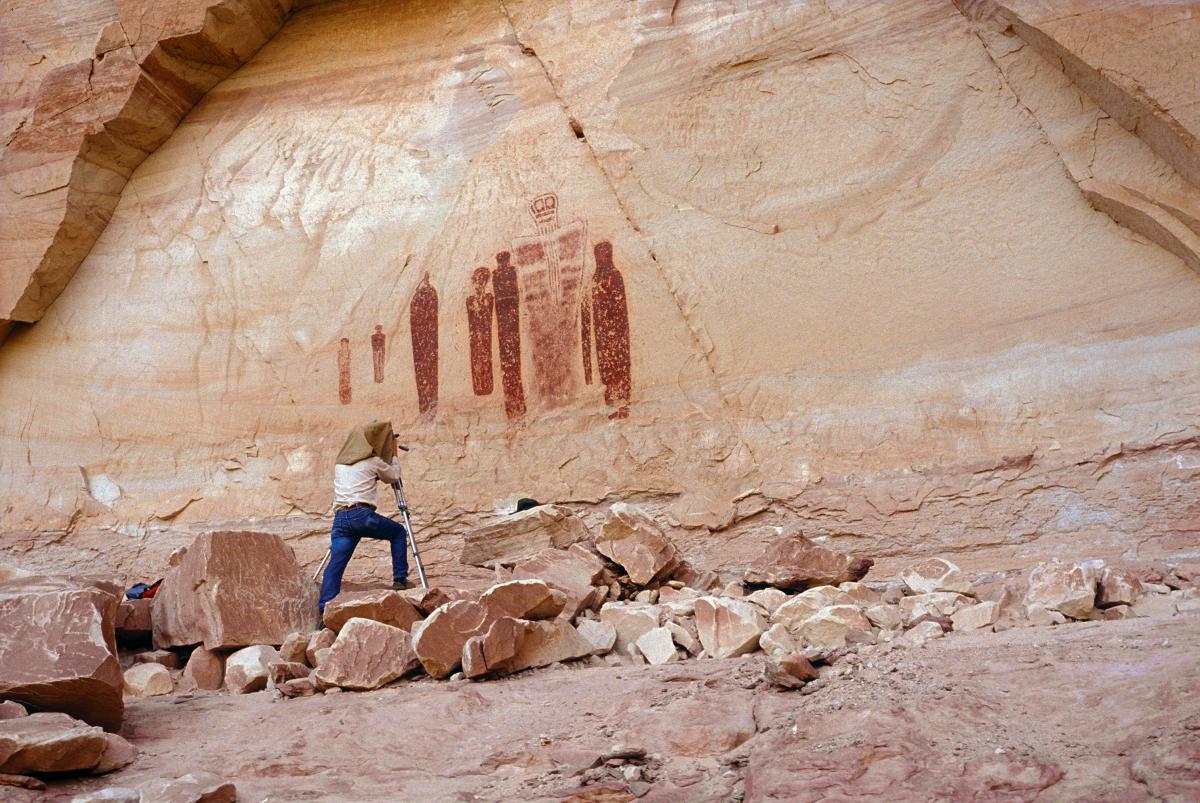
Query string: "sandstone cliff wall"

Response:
xmin=2 ymin=0 xmax=1198 ymax=585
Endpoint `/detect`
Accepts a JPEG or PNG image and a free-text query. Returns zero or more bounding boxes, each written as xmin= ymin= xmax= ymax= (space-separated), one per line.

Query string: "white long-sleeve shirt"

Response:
xmin=333 ymin=456 xmax=401 ymax=508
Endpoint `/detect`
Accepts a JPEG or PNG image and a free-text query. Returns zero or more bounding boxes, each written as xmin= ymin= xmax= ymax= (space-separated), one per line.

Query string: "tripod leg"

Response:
xmin=312 ymin=548 xmax=331 ymax=582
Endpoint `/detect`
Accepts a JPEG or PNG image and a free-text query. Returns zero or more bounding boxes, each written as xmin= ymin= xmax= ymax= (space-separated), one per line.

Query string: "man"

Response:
xmin=318 ymin=421 xmax=411 ymax=615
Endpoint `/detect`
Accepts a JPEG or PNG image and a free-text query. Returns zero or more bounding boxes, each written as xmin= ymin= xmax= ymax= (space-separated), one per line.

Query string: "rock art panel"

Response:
xmin=371 ymin=325 xmax=386 ymax=383
xmin=492 ymin=251 xmax=526 ymax=420
xmin=410 ymin=273 xmax=439 ymax=417
xmin=466 ymin=266 xmax=495 ymax=395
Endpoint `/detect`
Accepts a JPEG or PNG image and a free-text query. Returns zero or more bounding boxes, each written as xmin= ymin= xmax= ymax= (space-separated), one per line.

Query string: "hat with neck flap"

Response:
xmin=336 ymin=420 xmax=396 ymax=466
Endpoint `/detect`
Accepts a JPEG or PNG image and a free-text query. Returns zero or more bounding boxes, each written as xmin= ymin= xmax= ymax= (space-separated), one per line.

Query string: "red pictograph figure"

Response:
xmin=492 ymin=251 xmax=526 ymax=420
xmin=337 ymin=337 xmax=352 ymax=405
xmin=466 ymin=266 xmax=495 ymax=396
xmin=371 ymin=324 xmax=386 ymax=384
xmin=581 ymin=294 xmax=594 ymax=386
xmin=410 ymin=273 xmax=439 ymax=417
xmin=590 ymin=241 xmax=631 ymax=419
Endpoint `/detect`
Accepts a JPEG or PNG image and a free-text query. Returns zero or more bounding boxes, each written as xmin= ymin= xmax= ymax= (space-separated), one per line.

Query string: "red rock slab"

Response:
xmin=594 ymin=503 xmax=679 ymax=586
xmin=0 ymin=577 xmax=124 ymax=731
xmin=478 ymin=580 xmax=567 ymax=622
xmin=411 ymin=600 xmax=488 ymax=679
xmin=511 ymin=546 xmax=609 ymax=619
xmin=743 ymin=532 xmax=872 ymax=592
xmin=321 ymin=589 xmax=423 ymax=633
xmin=314 ymin=618 xmax=420 ymax=691
xmin=0 ymin=712 xmax=108 ymax=775
xmin=152 ymin=531 xmax=318 ymax=651
xmin=115 ymin=599 xmax=153 ymax=641
xmin=461 ymin=505 xmax=590 ymax=567
xmin=181 ymin=647 xmax=224 ymax=692
xmin=464 ymin=617 xmax=593 ymax=679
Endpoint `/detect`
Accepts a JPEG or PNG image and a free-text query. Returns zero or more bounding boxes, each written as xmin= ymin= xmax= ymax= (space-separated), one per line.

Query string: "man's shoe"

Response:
xmin=392 ymin=579 xmax=415 ymax=591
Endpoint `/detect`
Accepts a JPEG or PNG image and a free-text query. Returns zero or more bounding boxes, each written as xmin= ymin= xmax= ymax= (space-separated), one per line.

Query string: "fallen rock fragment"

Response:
xmin=797 ymin=605 xmax=872 ymax=650
xmin=132 ymin=649 xmax=181 ymax=670
xmin=635 ymin=627 xmax=680 ymax=665
xmin=900 ymin=592 xmax=971 ymax=627
xmin=598 ymin=603 xmax=661 ymax=653
xmin=182 ymin=647 xmax=224 ymax=691
xmin=904 ymin=621 xmax=945 ymax=645
xmin=461 ymin=505 xmax=589 ymax=567
xmin=764 ymin=654 xmax=819 ymax=688
xmin=864 ymin=603 xmax=902 ymax=631
xmin=400 ymin=586 xmax=470 ymax=616
xmin=463 ymin=618 xmax=592 ymax=678
xmin=123 ymin=663 xmax=173 ymax=697
xmin=744 ymin=532 xmax=872 ymax=591
xmin=306 ymin=629 xmax=336 ymax=665
xmin=70 ymin=787 xmax=138 ymax=802
xmin=412 ymin=600 xmax=488 ymax=678
xmin=224 ymin=645 xmax=280 ymax=694
xmin=279 ymin=632 xmax=308 ymax=664
xmin=92 ymin=732 xmax=137 ymax=774
xmin=1025 ymin=604 xmax=1067 ymax=626
xmin=0 ymin=577 xmax=124 ymax=731
xmin=900 ymin=558 xmax=973 ymax=595
xmin=1026 ymin=560 xmax=1102 ymax=620
xmin=510 ymin=545 xmax=609 ymax=619
xmin=1130 ymin=595 xmax=1178 ymax=619
xmin=950 ymin=601 xmax=1000 ymax=632
xmin=0 ymin=702 xmax=27 ymax=720
xmin=666 ymin=620 xmax=701 ymax=655
xmin=759 ymin=623 xmax=799 ymax=657
xmin=138 ymin=771 xmax=236 ymax=803
xmin=694 ymin=597 xmax=765 ymax=658
xmin=594 ymin=503 xmax=679 ymax=585
xmin=153 ymin=531 xmax=317 ymax=651
xmin=0 ymin=713 xmax=107 ymax=774
xmin=576 ymin=619 xmax=617 ymax=655
xmin=268 ymin=661 xmax=310 ymax=687
xmin=1098 ymin=567 xmax=1142 ymax=608
xmin=478 ymin=580 xmax=567 ymax=621
xmin=0 ymin=773 xmax=45 ymax=791
xmin=771 ymin=586 xmax=850 ymax=631
xmin=115 ymin=599 xmax=153 ymax=643
xmin=322 ymin=589 xmax=423 ymax=633
xmin=746 ymin=588 xmax=789 ymax=613
xmin=278 ymin=677 xmax=318 ymax=698
xmin=314 ymin=618 xmax=420 ymax=690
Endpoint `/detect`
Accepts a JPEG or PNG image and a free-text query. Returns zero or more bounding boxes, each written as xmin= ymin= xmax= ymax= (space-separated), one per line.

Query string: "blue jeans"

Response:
xmin=318 ymin=507 xmax=408 ymax=612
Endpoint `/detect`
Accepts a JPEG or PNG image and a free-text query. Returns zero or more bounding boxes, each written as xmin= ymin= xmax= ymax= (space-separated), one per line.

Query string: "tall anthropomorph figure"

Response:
xmin=371 ymin=325 xmax=386 ymax=384
xmin=409 ymin=273 xmax=439 ymax=417
xmin=337 ymin=337 xmax=352 ymax=405
xmin=590 ymin=241 xmax=631 ymax=419
xmin=492 ymin=251 xmax=526 ymax=420
xmin=466 ymin=266 xmax=495 ymax=396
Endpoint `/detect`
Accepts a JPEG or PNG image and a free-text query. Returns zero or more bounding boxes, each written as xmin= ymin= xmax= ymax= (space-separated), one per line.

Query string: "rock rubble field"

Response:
xmin=2 ymin=511 xmax=1197 ymax=801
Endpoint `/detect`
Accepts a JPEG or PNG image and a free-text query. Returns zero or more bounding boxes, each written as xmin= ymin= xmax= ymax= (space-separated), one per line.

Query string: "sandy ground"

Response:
xmin=40 ymin=612 xmax=1200 ymax=802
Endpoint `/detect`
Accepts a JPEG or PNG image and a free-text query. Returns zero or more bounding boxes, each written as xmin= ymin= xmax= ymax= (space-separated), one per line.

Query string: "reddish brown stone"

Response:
xmin=152 ymin=531 xmax=318 ymax=651
xmin=268 ymin=661 xmax=310 ymax=687
xmin=400 ymin=586 xmax=474 ymax=616
xmin=743 ymin=532 xmax=872 ymax=592
xmin=182 ymin=647 xmax=224 ymax=691
xmin=463 ymin=617 xmax=593 ymax=679
xmin=322 ymin=589 xmax=423 ymax=633
xmin=594 ymin=504 xmax=679 ymax=585
xmin=314 ymin=618 xmax=420 ymax=691
xmin=0 ymin=712 xmax=107 ymax=774
xmin=478 ymin=580 xmax=567 ymax=622
xmin=279 ymin=632 xmax=309 ymax=665
xmin=306 ymin=629 xmax=336 ymax=666
xmin=461 ymin=505 xmax=590 ymax=567
xmin=765 ymin=654 xmax=819 ymax=688
xmin=92 ymin=732 xmax=137 ymax=774
xmin=0 ymin=702 xmax=27 ymax=721
xmin=115 ymin=598 xmax=153 ymax=641
xmin=132 ymin=649 xmax=181 ymax=670
xmin=138 ymin=771 xmax=237 ymax=803
xmin=411 ymin=601 xmax=489 ymax=679
xmin=0 ymin=577 xmax=124 ymax=731
xmin=511 ymin=545 xmax=609 ymax=619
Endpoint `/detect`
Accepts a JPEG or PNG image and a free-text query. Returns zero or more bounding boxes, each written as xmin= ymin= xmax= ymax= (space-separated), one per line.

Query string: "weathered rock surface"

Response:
xmin=314 ymin=618 xmax=419 ymax=691
xmin=575 ymin=619 xmax=617 ymax=656
xmin=305 ymin=629 xmax=336 ymax=666
xmin=123 ymin=663 xmax=172 ymax=698
xmin=634 ymin=627 xmax=679 ymax=666
xmin=153 ymin=532 xmax=316 ymax=651
xmin=0 ymin=577 xmax=123 ymax=731
xmin=694 ymin=597 xmax=765 ymax=659
xmin=224 ymin=645 xmax=280 ymax=694
xmin=510 ymin=545 xmax=608 ymax=619
xmin=412 ymin=600 xmax=488 ymax=679
xmin=182 ymin=647 xmax=225 ymax=692
xmin=598 ymin=603 xmax=661 ymax=654
xmin=900 ymin=558 xmax=973 ymax=595
xmin=593 ymin=504 xmax=679 ymax=586
xmin=764 ymin=654 xmax=819 ymax=689
xmin=1099 ymin=568 xmax=1143 ymax=608
xmin=797 ymin=605 xmax=873 ymax=650
xmin=478 ymin=580 xmax=567 ymax=622
xmin=92 ymin=732 xmax=138 ymax=775
xmin=744 ymin=534 xmax=872 ymax=592
xmin=463 ymin=617 xmax=592 ymax=679
xmin=900 ymin=592 xmax=972 ymax=627
xmin=950 ymin=601 xmax=1000 ymax=632
xmin=115 ymin=599 xmax=153 ymax=642
xmin=138 ymin=771 xmax=237 ymax=803
xmin=267 ymin=661 xmax=310 ymax=687
xmin=279 ymin=632 xmax=309 ymax=664
xmin=1027 ymin=561 xmax=1102 ymax=620
xmin=133 ymin=649 xmax=181 ymax=670
xmin=0 ymin=702 xmax=27 ymax=721
xmin=0 ymin=713 xmax=107 ymax=775
xmin=321 ymin=589 xmax=423 ymax=633
xmin=461 ymin=506 xmax=589 ymax=568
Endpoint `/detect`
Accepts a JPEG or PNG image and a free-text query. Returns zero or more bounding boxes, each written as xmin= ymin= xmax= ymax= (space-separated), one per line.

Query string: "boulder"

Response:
xmin=1026 ymin=561 xmax=1102 ymax=619
xmin=0 ymin=713 xmax=107 ymax=774
xmin=461 ymin=505 xmax=589 ymax=567
xmin=462 ymin=617 xmax=592 ymax=679
xmin=399 ymin=586 xmax=469 ymax=616
xmin=743 ymin=532 xmax=872 ymax=592
xmin=1098 ymin=567 xmax=1143 ymax=607
xmin=224 ymin=645 xmax=280 ymax=694
xmin=864 ymin=604 xmax=903 ymax=631
xmin=671 ymin=561 xmax=722 ymax=592
xmin=1165 ymin=563 xmax=1200 ymax=590
xmin=268 ymin=661 xmax=310 ymax=686
xmin=904 ymin=621 xmax=946 ymax=645
xmin=635 ymin=627 xmax=680 ymax=665
xmin=411 ymin=600 xmax=488 ymax=679
xmin=306 ymin=629 xmax=337 ymax=666
xmin=759 ymin=623 xmax=799 ymax=657
xmin=322 ymin=589 xmax=423 ymax=633
xmin=314 ymin=618 xmax=420 ymax=691
xmin=950 ymin=601 xmax=1000 ymax=632
xmin=770 ymin=586 xmax=850 ymax=631
xmin=796 ymin=605 xmax=872 ymax=650
xmin=0 ymin=576 xmax=124 ymax=731
xmin=837 ymin=582 xmax=884 ymax=605
xmin=694 ymin=597 xmax=766 ymax=658
xmin=900 ymin=592 xmax=971 ymax=627
xmin=279 ymin=677 xmax=319 ymax=698
xmin=138 ymin=771 xmax=236 ymax=803
xmin=576 ymin=619 xmax=617 ymax=655
xmin=152 ymin=531 xmax=318 ymax=651
xmin=92 ymin=733 xmax=137 ymax=774
xmin=598 ymin=603 xmax=661 ymax=653
xmin=666 ymin=620 xmax=701 ymax=655
xmin=478 ymin=580 xmax=567 ymax=621
xmin=182 ymin=647 xmax=225 ymax=691
xmin=899 ymin=558 xmax=973 ymax=595
xmin=115 ymin=599 xmax=153 ymax=642
xmin=132 ymin=650 xmax=181 ymax=670
xmin=0 ymin=702 xmax=28 ymax=720
xmin=1025 ymin=603 xmax=1068 ymax=626
xmin=122 ymin=663 xmax=172 ymax=697
xmin=510 ymin=545 xmax=609 ymax=619
xmin=594 ymin=503 xmax=679 ymax=585
xmin=279 ymin=632 xmax=309 ymax=664
xmin=764 ymin=654 xmax=819 ymax=688
xmin=745 ymin=588 xmax=789 ymax=613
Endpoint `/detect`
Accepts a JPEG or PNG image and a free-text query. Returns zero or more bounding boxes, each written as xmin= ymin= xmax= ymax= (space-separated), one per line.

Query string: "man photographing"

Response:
xmin=318 ymin=420 xmax=412 ymax=615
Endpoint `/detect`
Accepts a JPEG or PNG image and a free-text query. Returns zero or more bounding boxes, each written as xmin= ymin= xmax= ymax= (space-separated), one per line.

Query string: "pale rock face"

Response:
xmin=1025 ymin=604 xmax=1068 ymax=627
xmin=575 ymin=619 xmax=617 ymax=655
xmin=138 ymin=772 xmax=237 ymax=803
xmin=463 ymin=617 xmax=592 ymax=678
xmin=864 ymin=604 xmax=903 ymax=632
xmin=321 ymin=590 xmax=424 ymax=634
xmin=314 ymin=617 xmax=419 ymax=691
xmin=306 ymin=629 xmax=336 ymax=666
xmin=594 ymin=504 xmax=679 ymax=586
xmin=758 ymin=623 xmax=799 ymax=657
xmin=904 ymin=621 xmax=946 ymax=646
xmin=461 ymin=506 xmax=590 ymax=567
xmin=694 ymin=597 xmax=766 ymax=659
xmin=950 ymin=601 xmax=1001 ymax=632
xmin=666 ymin=620 xmax=701 ymax=656
xmin=182 ymin=647 xmax=225 ymax=691
xmin=635 ymin=627 xmax=681 ymax=665
xmin=1130 ymin=595 xmax=1178 ymax=619
xmin=745 ymin=588 xmax=790 ymax=614
xmin=900 ymin=558 xmax=973 ymax=595
xmin=796 ymin=605 xmax=872 ymax=650
xmin=510 ymin=545 xmax=608 ymax=619
xmin=279 ymin=632 xmax=309 ymax=665
xmin=744 ymin=534 xmax=872 ymax=592
xmin=1098 ymin=568 xmax=1143 ymax=608
xmin=837 ymin=582 xmax=884 ymax=606
xmin=1026 ymin=561 xmax=1102 ymax=620
xmin=764 ymin=654 xmax=820 ymax=689
xmin=599 ymin=602 xmax=662 ymax=654
xmin=770 ymin=586 xmax=852 ymax=632
xmin=152 ymin=532 xmax=317 ymax=651
xmin=900 ymin=593 xmax=972 ymax=627
xmin=223 ymin=645 xmax=281 ymax=694
xmin=0 ymin=577 xmax=124 ymax=731
xmin=0 ymin=712 xmax=108 ymax=774
xmin=2 ymin=0 xmax=1200 ymax=586
xmin=123 ymin=663 xmax=173 ymax=697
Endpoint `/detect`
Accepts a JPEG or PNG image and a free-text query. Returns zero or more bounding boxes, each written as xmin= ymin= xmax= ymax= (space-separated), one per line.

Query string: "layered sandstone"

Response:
xmin=0 ymin=0 xmax=1198 ymax=588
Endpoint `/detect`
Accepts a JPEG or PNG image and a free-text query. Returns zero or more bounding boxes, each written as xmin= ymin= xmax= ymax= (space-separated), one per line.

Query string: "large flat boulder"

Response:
xmin=461 ymin=505 xmax=589 ymax=567
xmin=694 ymin=597 xmax=766 ymax=658
xmin=0 ymin=577 xmax=124 ymax=731
xmin=462 ymin=617 xmax=592 ymax=679
xmin=314 ymin=618 xmax=420 ymax=690
xmin=510 ymin=545 xmax=609 ymax=619
xmin=1026 ymin=560 xmax=1102 ymax=620
xmin=594 ymin=503 xmax=679 ymax=585
xmin=0 ymin=712 xmax=108 ymax=775
xmin=152 ymin=531 xmax=318 ymax=651
xmin=411 ymin=600 xmax=489 ymax=679
xmin=743 ymin=532 xmax=872 ymax=592
xmin=322 ymin=589 xmax=423 ymax=633
xmin=478 ymin=580 xmax=567 ymax=622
